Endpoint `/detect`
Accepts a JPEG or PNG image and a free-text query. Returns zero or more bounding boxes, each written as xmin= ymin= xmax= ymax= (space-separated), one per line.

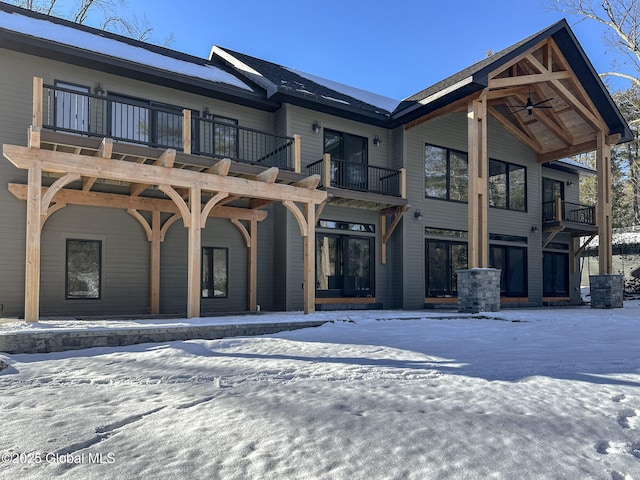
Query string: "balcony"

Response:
xmin=307 ymin=154 xmax=406 ymax=202
xmin=542 ymin=198 xmax=597 ymax=236
xmin=37 ymin=80 xmax=300 ymax=173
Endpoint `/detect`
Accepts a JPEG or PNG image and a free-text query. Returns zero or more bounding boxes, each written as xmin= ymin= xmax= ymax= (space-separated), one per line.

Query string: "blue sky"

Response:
xmin=125 ymin=0 xmax=623 ymax=99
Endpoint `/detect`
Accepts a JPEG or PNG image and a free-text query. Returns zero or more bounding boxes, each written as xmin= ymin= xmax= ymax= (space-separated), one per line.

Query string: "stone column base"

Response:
xmin=457 ymin=268 xmax=501 ymax=313
xmin=589 ymin=274 xmax=624 ymax=309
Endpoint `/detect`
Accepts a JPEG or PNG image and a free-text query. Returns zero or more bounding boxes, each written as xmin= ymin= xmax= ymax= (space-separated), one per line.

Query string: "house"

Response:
xmin=0 ymin=3 xmax=631 ymax=322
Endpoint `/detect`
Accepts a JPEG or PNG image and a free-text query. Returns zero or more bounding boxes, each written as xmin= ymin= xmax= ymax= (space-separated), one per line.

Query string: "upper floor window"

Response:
xmin=108 ymin=93 xmax=185 ymax=149
xmin=489 ymin=160 xmax=526 ymax=211
xmin=54 ymin=81 xmax=90 ymax=133
xmin=424 ymin=144 xmax=468 ymax=202
xmin=324 ymin=129 xmax=368 ymax=164
xmin=542 ymin=177 xmax=564 ymax=203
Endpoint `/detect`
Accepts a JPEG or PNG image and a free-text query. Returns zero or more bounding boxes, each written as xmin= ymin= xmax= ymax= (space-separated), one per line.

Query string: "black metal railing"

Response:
xmin=542 ymin=200 xmax=596 ymax=225
xmin=42 ymin=83 xmax=295 ymax=170
xmin=191 ymin=115 xmax=294 ymax=169
xmin=308 ymin=157 xmax=402 ymax=196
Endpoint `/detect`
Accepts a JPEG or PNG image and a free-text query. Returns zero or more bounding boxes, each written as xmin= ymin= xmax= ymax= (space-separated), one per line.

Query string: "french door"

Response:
xmin=316 ymin=234 xmax=374 ymax=297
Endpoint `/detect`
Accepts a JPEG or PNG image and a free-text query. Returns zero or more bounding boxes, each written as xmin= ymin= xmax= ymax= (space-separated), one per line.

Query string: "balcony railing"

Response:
xmin=37 ymin=80 xmax=299 ymax=171
xmin=542 ymin=198 xmax=596 ymax=225
xmin=308 ymin=154 xmax=406 ymax=198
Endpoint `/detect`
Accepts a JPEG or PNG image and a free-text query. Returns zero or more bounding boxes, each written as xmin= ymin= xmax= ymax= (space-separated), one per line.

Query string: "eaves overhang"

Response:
xmin=0 ymin=6 xmax=280 ymax=112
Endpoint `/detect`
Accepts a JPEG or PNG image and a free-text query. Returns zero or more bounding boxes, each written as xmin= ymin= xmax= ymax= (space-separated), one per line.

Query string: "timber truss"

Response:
xmin=406 ymin=36 xmax=619 ymax=274
xmin=4 ymin=128 xmax=326 ymax=323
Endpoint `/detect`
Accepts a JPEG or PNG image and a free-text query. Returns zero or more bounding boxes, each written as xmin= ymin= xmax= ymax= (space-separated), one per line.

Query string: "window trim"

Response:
xmin=65 ymin=238 xmax=102 ymax=300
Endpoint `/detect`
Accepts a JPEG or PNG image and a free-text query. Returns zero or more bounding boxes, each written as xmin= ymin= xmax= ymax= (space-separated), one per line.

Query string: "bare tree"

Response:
xmin=7 ymin=0 xmax=173 ymax=45
xmin=548 ymin=0 xmax=640 ymax=87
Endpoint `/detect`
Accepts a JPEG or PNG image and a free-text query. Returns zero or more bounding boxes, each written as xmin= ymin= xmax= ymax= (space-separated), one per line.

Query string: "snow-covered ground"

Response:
xmin=1 ymin=304 xmax=639 ymax=480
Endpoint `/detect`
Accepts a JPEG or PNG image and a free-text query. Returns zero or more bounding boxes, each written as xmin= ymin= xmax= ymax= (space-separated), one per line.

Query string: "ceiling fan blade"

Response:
xmin=534 ymin=98 xmax=553 ymax=106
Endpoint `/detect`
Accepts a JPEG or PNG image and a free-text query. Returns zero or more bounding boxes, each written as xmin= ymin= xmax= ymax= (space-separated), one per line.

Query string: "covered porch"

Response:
xmin=4 ymin=78 xmax=327 ymax=323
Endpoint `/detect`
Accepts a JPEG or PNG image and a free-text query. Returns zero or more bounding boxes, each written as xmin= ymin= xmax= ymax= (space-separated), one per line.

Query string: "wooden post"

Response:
xmin=32 ymin=77 xmax=43 ymax=129
xmin=25 ymin=165 xmax=42 ymax=323
xmin=596 ymin=131 xmax=613 ymax=274
xmin=399 ymin=167 xmax=407 ymax=199
xmin=293 ymin=134 xmax=301 ymax=173
xmin=322 ymin=153 xmax=331 ymax=188
xmin=150 ymin=210 xmax=161 ymax=314
xmin=30 ymin=77 xmax=43 ymax=149
xmin=249 ymin=219 xmax=258 ymax=311
xmin=467 ymin=93 xmax=489 ymax=268
xmin=303 ymin=203 xmax=316 ymax=314
xmin=555 ymin=196 xmax=563 ymax=222
xmin=182 ymin=109 xmax=192 ymax=155
xmin=380 ymin=212 xmax=387 ymax=265
xmin=187 ymin=187 xmax=201 ymax=318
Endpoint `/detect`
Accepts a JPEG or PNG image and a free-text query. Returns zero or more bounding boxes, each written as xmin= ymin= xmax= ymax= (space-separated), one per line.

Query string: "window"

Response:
xmin=108 ymin=93 xmax=187 ymax=149
xmin=213 ymin=115 xmax=239 ymax=158
xmin=54 ymin=81 xmax=90 ymax=133
xmin=490 ymin=245 xmax=527 ymax=297
xmin=424 ymin=145 xmax=468 ymax=201
xmin=542 ymin=177 xmax=564 ymax=203
xmin=202 ymin=247 xmax=228 ymax=298
xmin=66 ymin=239 xmax=101 ymax=299
xmin=316 ymin=233 xmax=374 ymax=297
xmin=489 ymin=160 xmax=526 ymax=211
xmin=324 ymin=129 xmax=369 ymax=190
xmin=425 ymin=239 xmax=468 ymax=297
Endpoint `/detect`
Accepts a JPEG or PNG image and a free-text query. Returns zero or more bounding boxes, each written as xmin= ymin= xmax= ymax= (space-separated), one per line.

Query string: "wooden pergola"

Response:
xmin=3 ymin=78 xmax=327 ymax=323
xmin=407 ymin=36 xmax=620 ymax=275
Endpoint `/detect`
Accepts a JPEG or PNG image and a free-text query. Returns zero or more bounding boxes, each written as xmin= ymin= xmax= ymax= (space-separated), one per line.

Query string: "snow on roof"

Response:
xmin=286 ymin=67 xmax=401 ymax=113
xmin=0 ymin=9 xmax=252 ymax=91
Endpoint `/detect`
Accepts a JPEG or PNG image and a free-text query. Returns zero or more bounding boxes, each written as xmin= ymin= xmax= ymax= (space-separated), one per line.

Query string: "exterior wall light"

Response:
xmin=312 ymin=121 xmax=320 ymax=133
xmin=373 ymin=135 xmax=381 ymax=147
xmin=414 ymin=210 xmax=423 ymax=220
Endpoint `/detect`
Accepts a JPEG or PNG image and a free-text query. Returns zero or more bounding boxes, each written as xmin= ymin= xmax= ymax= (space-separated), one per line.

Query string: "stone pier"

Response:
xmin=457 ymin=268 xmax=501 ymax=314
xmin=589 ymin=274 xmax=624 ymax=309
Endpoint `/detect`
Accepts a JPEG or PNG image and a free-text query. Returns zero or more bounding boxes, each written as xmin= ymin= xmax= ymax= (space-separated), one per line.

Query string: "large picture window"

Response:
xmin=489 ymin=160 xmax=526 ymax=211
xmin=202 ymin=247 xmax=228 ymax=298
xmin=424 ymin=144 xmax=468 ymax=202
xmin=66 ymin=239 xmax=102 ymax=299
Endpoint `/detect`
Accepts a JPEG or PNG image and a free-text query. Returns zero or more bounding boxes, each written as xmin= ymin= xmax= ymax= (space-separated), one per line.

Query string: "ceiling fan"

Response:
xmin=509 ymin=87 xmax=553 ymax=115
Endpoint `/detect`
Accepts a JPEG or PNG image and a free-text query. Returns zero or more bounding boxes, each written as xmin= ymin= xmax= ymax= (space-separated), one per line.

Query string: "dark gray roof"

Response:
xmin=211 ymin=46 xmax=396 ymax=125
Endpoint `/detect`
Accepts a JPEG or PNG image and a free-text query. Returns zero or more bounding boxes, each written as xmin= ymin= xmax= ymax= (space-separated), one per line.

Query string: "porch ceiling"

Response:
xmin=486 ymin=37 xmax=617 ymax=163
xmin=409 ymin=37 xmax=622 ymax=163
